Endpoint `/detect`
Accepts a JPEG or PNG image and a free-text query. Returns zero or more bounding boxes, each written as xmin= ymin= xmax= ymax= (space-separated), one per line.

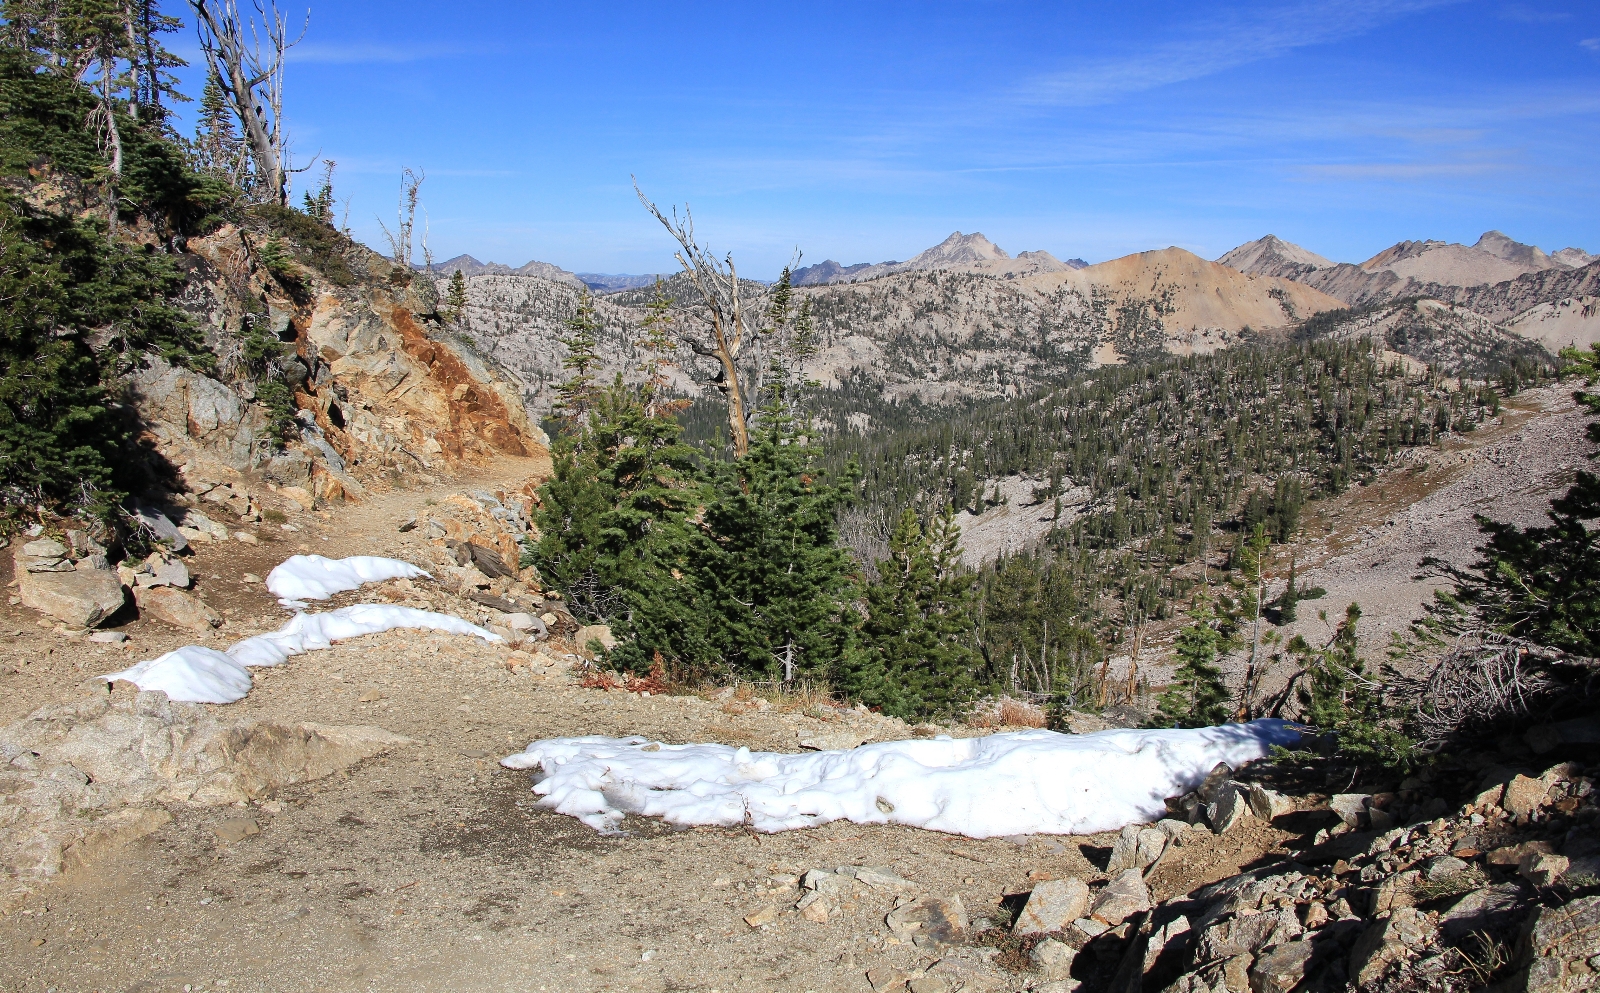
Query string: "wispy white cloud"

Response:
xmin=1581 ymin=38 xmax=1600 ymax=52
xmin=287 ymin=41 xmax=469 ymax=65
xmin=1296 ymin=161 xmax=1515 ymax=180
xmin=1497 ymin=4 xmax=1570 ymax=23
xmin=1017 ymin=0 xmax=1462 ymax=107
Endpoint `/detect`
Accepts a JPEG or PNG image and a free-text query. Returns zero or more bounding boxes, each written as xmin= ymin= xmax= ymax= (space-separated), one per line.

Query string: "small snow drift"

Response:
xmin=501 ymin=720 xmax=1302 ymax=837
xmin=104 ymin=605 xmax=501 ymax=704
xmin=266 ymin=554 xmax=430 ymax=608
xmin=101 ymin=645 xmax=253 ymax=705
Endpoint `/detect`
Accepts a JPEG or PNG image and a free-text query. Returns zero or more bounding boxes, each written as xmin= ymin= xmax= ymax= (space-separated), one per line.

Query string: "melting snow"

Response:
xmin=266 ymin=554 xmax=430 ymax=609
xmin=104 ymin=605 xmax=501 ymax=704
xmin=501 ymin=721 xmax=1302 ymax=837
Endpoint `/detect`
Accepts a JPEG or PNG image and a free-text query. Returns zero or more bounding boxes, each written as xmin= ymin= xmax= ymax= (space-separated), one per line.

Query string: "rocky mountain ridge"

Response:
xmin=1218 ymin=232 xmax=1600 ymax=350
xmin=794 ymin=231 xmax=1090 ymax=286
xmin=441 ymin=246 xmax=1340 ymax=420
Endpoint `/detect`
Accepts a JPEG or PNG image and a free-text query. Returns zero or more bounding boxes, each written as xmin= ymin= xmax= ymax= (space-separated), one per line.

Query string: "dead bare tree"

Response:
xmin=634 ymin=178 xmax=754 ymax=457
xmin=377 ymin=168 xmax=425 ymax=268
xmin=189 ymin=0 xmax=306 ymax=205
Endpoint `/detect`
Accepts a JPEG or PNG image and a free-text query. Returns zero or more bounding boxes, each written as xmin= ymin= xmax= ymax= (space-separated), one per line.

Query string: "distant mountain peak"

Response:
xmin=1217 ymin=235 xmax=1334 ymax=278
xmin=910 ymin=231 xmax=1010 ymax=266
xmin=1473 ymin=230 xmax=1551 ymax=269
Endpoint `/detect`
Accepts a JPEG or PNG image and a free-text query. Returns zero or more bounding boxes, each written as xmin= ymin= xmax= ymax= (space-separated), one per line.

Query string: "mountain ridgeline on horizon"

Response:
xmin=791 ymin=231 xmax=1089 ymax=285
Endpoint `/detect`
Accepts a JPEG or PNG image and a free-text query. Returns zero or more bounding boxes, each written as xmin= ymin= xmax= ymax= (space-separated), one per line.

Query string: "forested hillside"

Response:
xmin=826 ymin=336 xmax=1528 ymax=708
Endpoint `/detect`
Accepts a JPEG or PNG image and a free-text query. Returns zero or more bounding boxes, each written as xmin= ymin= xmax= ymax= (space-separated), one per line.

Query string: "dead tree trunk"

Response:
xmin=634 ymin=179 xmax=752 ymax=457
xmin=189 ymin=0 xmax=305 ymax=205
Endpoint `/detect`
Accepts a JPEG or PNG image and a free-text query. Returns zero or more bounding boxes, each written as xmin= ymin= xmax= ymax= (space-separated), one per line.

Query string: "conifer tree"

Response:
xmin=1155 ymin=598 xmax=1229 ymax=727
xmin=658 ymin=380 xmax=860 ymax=684
xmin=552 ymin=291 xmax=602 ymax=435
xmin=443 ymin=269 xmax=468 ymax=327
xmin=532 ymin=374 xmax=701 ymax=625
xmin=192 ymin=68 xmax=245 ymax=185
xmin=1292 ymin=603 xmax=1411 ymax=769
xmin=860 ymin=505 xmax=979 ymax=719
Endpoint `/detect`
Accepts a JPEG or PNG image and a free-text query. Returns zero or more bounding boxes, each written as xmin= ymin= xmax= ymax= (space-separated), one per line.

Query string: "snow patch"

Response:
xmin=266 ymin=554 xmax=429 ymax=608
xmin=104 ymin=605 xmax=501 ymax=704
xmin=501 ymin=720 xmax=1302 ymax=837
xmin=102 ymin=646 xmax=254 ymax=705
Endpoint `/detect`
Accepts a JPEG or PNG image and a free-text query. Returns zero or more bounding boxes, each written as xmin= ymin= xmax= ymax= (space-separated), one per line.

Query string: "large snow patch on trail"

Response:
xmin=105 ymin=605 xmax=501 ymax=704
xmin=266 ymin=554 xmax=430 ymax=608
xmin=501 ymin=720 xmax=1302 ymax=837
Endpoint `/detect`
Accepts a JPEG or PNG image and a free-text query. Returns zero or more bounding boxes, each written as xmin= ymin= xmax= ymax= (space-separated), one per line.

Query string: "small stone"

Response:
xmin=242 ymin=573 xmax=261 ymax=583
xmin=1090 ymin=869 xmax=1150 ymax=926
xmin=1421 ymin=856 xmax=1469 ymax=882
xmin=88 ymin=630 xmax=127 ymax=644
xmin=1330 ymin=793 xmax=1371 ymax=828
xmin=798 ymin=893 xmax=833 ymax=922
xmin=234 ymin=531 xmax=258 ymax=545
xmin=1014 ymin=877 xmax=1091 ymax=934
xmin=907 ymin=978 xmax=948 ymax=993
xmin=1210 ymin=785 xmax=1250 ymax=834
xmin=1247 ymin=784 xmax=1293 ymax=821
xmin=1195 ymin=908 xmax=1302 ymax=962
xmin=134 ymin=586 xmax=221 ymax=631
xmin=1368 ymin=870 xmax=1420 ymax=915
xmin=1250 ymin=940 xmax=1314 ymax=993
xmin=359 ymin=688 xmax=384 ymax=702
xmin=1303 ymin=901 xmax=1329 ymax=928
xmin=743 ymin=905 xmax=778 ymax=927
xmin=1032 ymin=937 xmax=1077 ymax=980
xmin=1136 ymin=827 xmax=1168 ymax=868
xmin=1107 ymin=823 xmax=1142 ymax=872
xmin=1073 ymin=917 xmax=1110 ymax=938
xmin=29 ymin=937 xmax=44 ymax=947
xmin=1198 ymin=763 xmax=1235 ymax=804
xmin=1503 ymin=774 xmax=1551 ymax=819
xmin=1348 ymin=906 xmax=1435 ymax=986
xmin=1521 ymin=852 xmax=1570 ymax=887
xmin=866 ymin=965 xmax=908 ymax=992
xmin=22 ymin=539 xmax=67 ymax=558
xmin=148 ymin=558 xmax=191 ymax=589
xmin=16 ymin=548 xmax=127 ymax=628
xmin=886 ymin=894 xmax=968 ymax=944
xmin=213 ymin=817 xmax=260 ymax=843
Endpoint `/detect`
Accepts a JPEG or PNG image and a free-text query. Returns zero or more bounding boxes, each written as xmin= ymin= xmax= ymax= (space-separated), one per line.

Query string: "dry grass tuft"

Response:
xmin=968 ymin=696 xmax=1048 ymax=729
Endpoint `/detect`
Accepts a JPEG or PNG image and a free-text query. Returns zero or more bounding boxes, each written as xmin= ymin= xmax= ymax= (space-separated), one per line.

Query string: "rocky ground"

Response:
xmin=2 ymin=400 xmax=1598 ymax=992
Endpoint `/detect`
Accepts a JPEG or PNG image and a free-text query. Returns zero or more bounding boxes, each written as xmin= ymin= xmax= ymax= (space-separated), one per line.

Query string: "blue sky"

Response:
xmin=166 ymin=1 xmax=1600 ymax=278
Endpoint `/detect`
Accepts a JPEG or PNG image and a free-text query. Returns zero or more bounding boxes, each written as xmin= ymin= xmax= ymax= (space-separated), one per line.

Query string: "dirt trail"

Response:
xmin=0 ymin=453 xmax=1296 ymax=993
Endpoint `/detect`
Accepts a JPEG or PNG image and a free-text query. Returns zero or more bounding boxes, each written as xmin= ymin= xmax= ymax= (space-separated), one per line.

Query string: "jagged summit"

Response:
xmin=1216 ymin=235 xmax=1335 ymax=279
xmin=792 ymin=232 xmax=1086 ymax=285
xmin=1473 ymin=230 xmax=1553 ymax=269
xmin=905 ymin=231 xmax=1010 ymax=266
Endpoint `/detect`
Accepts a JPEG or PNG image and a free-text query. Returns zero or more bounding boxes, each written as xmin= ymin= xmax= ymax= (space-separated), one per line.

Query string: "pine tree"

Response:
xmin=552 ymin=290 xmax=602 ymax=435
xmin=1155 ymin=598 xmax=1229 ymax=727
xmin=1293 ymin=603 xmax=1411 ymax=769
xmin=443 ymin=269 xmax=468 ymax=327
xmin=670 ymin=381 xmax=861 ymax=684
xmin=860 ymin=505 xmax=980 ymax=719
xmin=532 ymin=375 xmax=701 ymax=626
xmin=192 ymin=68 xmax=245 ymax=186
xmin=635 ymin=279 xmax=687 ymax=420
xmin=1279 ymin=558 xmax=1299 ymax=623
